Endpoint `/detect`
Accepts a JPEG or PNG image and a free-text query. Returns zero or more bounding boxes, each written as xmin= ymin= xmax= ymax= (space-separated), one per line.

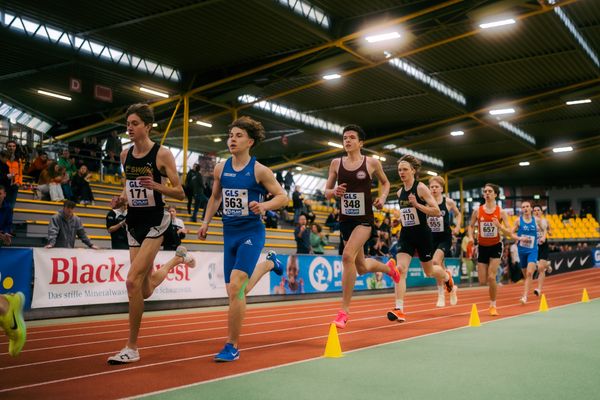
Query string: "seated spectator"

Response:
xmin=71 ymin=165 xmax=95 ymax=205
xmin=295 ymin=215 xmax=311 ymax=254
xmin=45 ymin=200 xmax=98 ymax=249
xmin=264 ymin=209 xmax=279 ymax=229
xmin=310 ymin=223 xmax=328 ymax=255
xmin=106 ymin=196 xmax=128 ymax=250
xmin=325 ymin=208 xmax=340 ymax=232
xmin=27 ymin=151 xmax=49 ymax=181
xmin=59 ymin=164 xmax=74 ymax=201
xmin=302 ymin=199 xmax=316 ymax=225
xmin=37 ymin=162 xmax=65 ymax=201
xmin=58 ymin=149 xmax=76 ymax=177
xmin=390 ymin=218 xmax=401 ymax=238
xmin=0 ymin=185 xmax=13 ymax=246
xmin=163 ymin=205 xmax=188 ymax=251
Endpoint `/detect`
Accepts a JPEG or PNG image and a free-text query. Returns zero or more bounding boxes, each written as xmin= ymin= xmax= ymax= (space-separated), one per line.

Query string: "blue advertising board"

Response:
xmin=0 ymin=248 xmax=33 ymax=309
xmin=269 ymin=254 xmax=461 ymax=295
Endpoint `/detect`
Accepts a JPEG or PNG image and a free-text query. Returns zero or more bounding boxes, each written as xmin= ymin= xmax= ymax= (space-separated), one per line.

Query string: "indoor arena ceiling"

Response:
xmin=1 ymin=0 xmax=600 ymax=193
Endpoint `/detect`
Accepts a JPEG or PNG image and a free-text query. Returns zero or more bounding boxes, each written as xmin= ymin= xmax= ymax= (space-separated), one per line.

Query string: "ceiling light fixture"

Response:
xmin=365 ymin=31 xmax=401 ymax=43
xmin=37 ymin=89 xmax=71 ymax=101
xmin=450 ymin=130 xmax=464 ymax=136
xmin=552 ymin=146 xmax=573 ymax=153
xmin=195 ymin=121 xmax=212 ymax=128
xmin=327 ymin=141 xmax=343 ymax=149
xmin=519 ymin=161 xmax=530 ymax=166
xmin=426 ymin=171 xmax=438 ymax=176
xmin=213 ymin=137 xmax=221 ymax=142
xmin=139 ymin=86 xmax=169 ymax=98
xmin=565 ymin=99 xmax=591 ymax=105
xmin=489 ymin=108 xmax=515 ymax=115
xmin=323 ymin=73 xmax=341 ymax=80
xmin=479 ymin=18 xmax=516 ymax=29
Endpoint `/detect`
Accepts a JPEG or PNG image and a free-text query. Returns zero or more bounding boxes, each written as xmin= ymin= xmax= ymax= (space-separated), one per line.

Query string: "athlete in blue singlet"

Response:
xmin=198 ymin=116 xmax=287 ymax=362
xmin=512 ymin=201 xmax=545 ymax=305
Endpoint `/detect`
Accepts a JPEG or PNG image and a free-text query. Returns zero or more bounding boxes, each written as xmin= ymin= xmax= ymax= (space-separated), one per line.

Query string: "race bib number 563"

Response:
xmin=222 ymin=188 xmax=249 ymax=216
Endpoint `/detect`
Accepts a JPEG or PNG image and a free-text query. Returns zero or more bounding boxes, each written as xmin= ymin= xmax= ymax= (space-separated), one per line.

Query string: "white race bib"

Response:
xmin=520 ymin=235 xmax=535 ymax=249
xmin=126 ymin=179 xmax=156 ymax=207
xmin=400 ymin=207 xmax=420 ymax=227
xmin=222 ymin=189 xmax=249 ymax=217
xmin=341 ymin=192 xmax=365 ymax=216
xmin=480 ymin=221 xmax=498 ymax=238
xmin=427 ymin=216 xmax=444 ymax=232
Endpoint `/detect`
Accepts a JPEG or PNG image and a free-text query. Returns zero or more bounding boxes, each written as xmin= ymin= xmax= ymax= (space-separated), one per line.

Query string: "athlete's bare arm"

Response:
xmin=368 ymin=157 xmax=390 ymax=209
xmin=447 ymin=198 xmax=462 ymax=235
xmin=325 ymin=158 xmax=344 ymax=199
xmin=415 ymin=182 xmax=441 ymax=216
xmin=153 ymin=147 xmax=185 ymax=200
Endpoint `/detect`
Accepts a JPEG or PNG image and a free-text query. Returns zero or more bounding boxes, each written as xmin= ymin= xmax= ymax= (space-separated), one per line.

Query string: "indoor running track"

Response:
xmin=1 ymin=268 xmax=599 ymax=399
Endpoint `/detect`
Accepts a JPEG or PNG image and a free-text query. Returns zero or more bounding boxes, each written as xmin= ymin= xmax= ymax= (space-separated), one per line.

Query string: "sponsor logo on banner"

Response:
xmin=547 ymin=249 xmax=594 ymax=276
xmin=0 ymin=248 xmax=34 ymax=309
xmin=32 ymin=249 xmax=270 ymax=308
xmin=594 ymin=249 xmax=600 ymax=266
xmin=308 ymin=257 xmax=333 ymax=292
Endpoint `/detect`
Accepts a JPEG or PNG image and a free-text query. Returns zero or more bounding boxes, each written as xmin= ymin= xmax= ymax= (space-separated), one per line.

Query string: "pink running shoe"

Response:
xmin=386 ymin=258 xmax=401 ymax=284
xmin=333 ymin=310 xmax=349 ymax=329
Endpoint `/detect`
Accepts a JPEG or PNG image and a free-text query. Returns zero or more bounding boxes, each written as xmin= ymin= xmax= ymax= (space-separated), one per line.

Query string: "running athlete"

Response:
xmin=513 ymin=201 xmax=546 ymax=304
xmin=533 ymin=205 xmax=551 ymax=294
xmin=428 ymin=176 xmax=461 ymax=307
xmin=198 ymin=116 xmax=287 ymax=362
xmin=468 ymin=183 xmax=512 ymax=316
xmin=387 ymin=155 xmax=454 ymax=323
xmin=0 ymin=292 xmax=26 ymax=356
xmin=326 ymin=125 xmax=399 ymax=329
xmin=108 ymin=104 xmax=196 ymax=365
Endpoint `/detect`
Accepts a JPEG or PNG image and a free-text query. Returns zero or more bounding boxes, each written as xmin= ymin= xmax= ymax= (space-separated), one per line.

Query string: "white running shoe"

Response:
xmin=176 ymin=246 xmax=196 ymax=268
xmin=436 ymin=294 xmax=445 ymax=307
xmin=107 ymin=347 xmax=140 ymax=365
xmin=519 ymin=296 xmax=527 ymax=305
xmin=450 ymin=285 xmax=458 ymax=306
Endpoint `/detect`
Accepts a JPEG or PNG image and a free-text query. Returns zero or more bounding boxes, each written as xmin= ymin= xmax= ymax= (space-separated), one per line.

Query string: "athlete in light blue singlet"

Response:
xmin=511 ymin=201 xmax=545 ymax=305
xmin=198 ymin=116 xmax=288 ymax=362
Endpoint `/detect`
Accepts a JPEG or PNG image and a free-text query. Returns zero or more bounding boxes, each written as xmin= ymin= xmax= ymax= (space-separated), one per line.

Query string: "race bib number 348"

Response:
xmin=223 ymin=188 xmax=249 ymax=217
xmin=341 ymin=192 xmax=365 ymax=216
xmin=126 ymin=179 xmax=156 ymax=207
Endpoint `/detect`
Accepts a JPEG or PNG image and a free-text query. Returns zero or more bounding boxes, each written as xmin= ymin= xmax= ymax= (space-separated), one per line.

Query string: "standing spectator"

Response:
xmin=284 ymin=170 xmax=294 ymax=194
xmin=292 ymin=185 xmax=304 ymax=223
xmin=106 ymin=196 xmax=128 ymax=249
xmin=190 ymin=165 xmax=207 ymax=222
xmin=163 ymin=205 xmax=188 ymax=251
xmin=45 ymin=200 xmax=99 ymax=249
xmin=71 ymin=165 xmax=95 ymax=205
xmin=294 ymin=214 xmax=311 ymax=254
xmin=0 ymin=185 xmax=13 ymax=246
xmin=276 ymin=170 xmax=284 ymax=187
xmin=184 ymin=164 xmax=198 ymax=214
xmin=71 ymin=146 xmax=85 ymax=169
xmin=0 ymin=151 xmax=11 ymax=191
xmin=27 ymin=151 xmax=49 ymax=181
xmin=310 ymin=223 xmax=328 ymax=255
xmin=4 ymin=140 xmax=22 ymax=208
xmin=105 ymin=130 xmax=123 ymax=156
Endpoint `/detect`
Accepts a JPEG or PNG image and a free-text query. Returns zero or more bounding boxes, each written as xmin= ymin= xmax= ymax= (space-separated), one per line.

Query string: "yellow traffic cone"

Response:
xmin=582 ymin=288 xmax=590 ymax=303
xmin=468 ymin=304 xmax=481 ymax=327
xmin=323 ymin=323 xmax=343 ymax=358
xmin=539 ymin=294 xmax=549 ymax=312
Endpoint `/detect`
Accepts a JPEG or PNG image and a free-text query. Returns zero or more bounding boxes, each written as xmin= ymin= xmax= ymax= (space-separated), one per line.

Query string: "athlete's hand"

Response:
xmin=491 ymin=217 xmax=501 ymax=227
xmin=373 ymin=197 xmax=385 ymax=209
xmin=137 ymin=175 xmax=159 ymax=190
xmin=452 ymin=227 xmax=460 ymax=236
xmin=333 ymin=183 xmax=347 ymax=197
xmin=197 ymin=223 xmax=209 ymax=240
xmin=408 ymin=193 xmax=418 ymax=207
xmin=249 ymin=201 xmax=266 ymax=215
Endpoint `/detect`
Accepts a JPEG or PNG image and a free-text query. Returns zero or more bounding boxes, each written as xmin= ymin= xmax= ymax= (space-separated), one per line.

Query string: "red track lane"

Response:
xmin=1 ymin=269 xmax=598 ymax=399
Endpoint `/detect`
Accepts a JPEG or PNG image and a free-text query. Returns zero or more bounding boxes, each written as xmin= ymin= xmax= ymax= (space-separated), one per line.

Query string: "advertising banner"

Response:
xmin=0 ymin=248 xmax=34 ymax=309
xmin=548 ymin=249 xmax=595 ymax=275
xmin=31 ymin=249 xmax=269 ymax=308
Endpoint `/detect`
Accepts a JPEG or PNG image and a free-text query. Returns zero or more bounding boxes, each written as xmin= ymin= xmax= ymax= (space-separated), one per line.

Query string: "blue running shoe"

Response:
xmin=214 ymin=343 xmax=239 ymax=362
xmin=266 ymin=251 xmax=283 ymax=276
